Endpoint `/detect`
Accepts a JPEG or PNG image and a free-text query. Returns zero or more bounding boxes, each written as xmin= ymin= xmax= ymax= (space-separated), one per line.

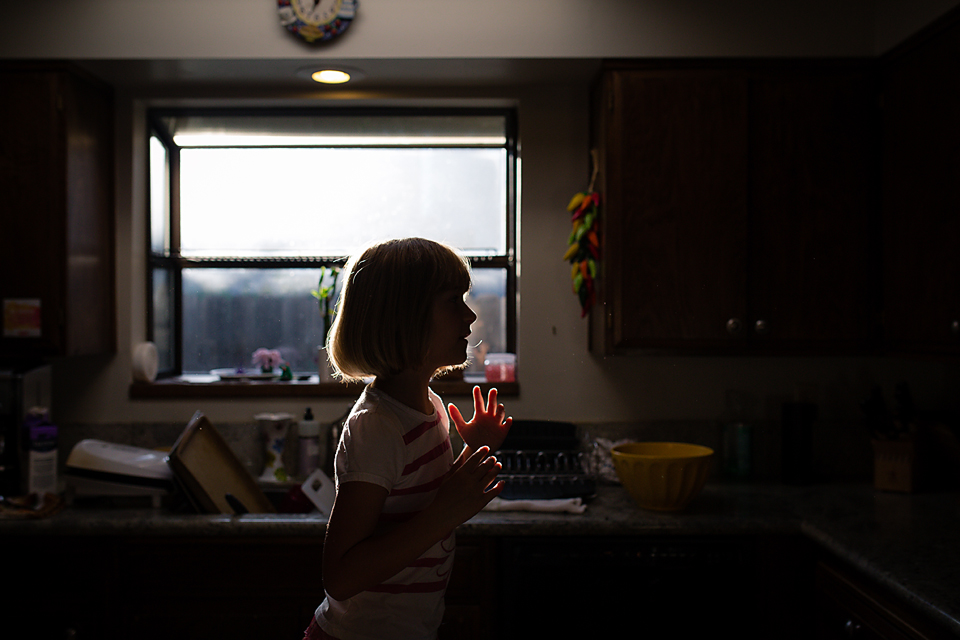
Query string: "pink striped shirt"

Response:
xmin=317 ymin=386 xmax=456 ymax=640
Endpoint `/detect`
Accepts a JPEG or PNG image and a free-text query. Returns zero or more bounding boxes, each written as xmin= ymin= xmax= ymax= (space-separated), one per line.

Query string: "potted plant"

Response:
xmin=311 ymin=266 xmax=340 ymax=381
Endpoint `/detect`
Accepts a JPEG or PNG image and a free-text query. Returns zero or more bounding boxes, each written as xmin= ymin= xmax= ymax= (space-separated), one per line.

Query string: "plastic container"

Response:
xmin=484 ymin=353 xmax=516 ymax=382
xmin=298 ymin=408 xmax=320 ymax=479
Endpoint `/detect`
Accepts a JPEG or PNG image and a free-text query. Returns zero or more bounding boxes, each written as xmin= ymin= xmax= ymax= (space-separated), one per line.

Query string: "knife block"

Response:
xmin=872 ymin=438 xmax=918 ymax=492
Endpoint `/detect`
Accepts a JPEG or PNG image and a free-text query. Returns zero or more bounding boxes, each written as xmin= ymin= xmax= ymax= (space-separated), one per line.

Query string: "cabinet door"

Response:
xmin=0 ymin=65 xmax=114 ymax=358
xmin=593 ymin=69 xmax=750 ymax=353
xmin=440 ymin=536 xmax=496 ymax=640
xmin=0 ymin=71 xmax=65 ymax=354
xmin=8 ymin=535 xmax=115 ymax=640
xmin=748 ymin=69 xmax=881 ymax=352
xmin=882 ymin=22 xmax=960 ymax=355
xmin=816 ymin=560 xmax=952 ymax=640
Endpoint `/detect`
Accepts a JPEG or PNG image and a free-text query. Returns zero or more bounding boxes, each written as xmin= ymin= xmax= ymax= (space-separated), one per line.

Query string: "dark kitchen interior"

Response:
xmin=2 ymin=2 xmax=960 ymax=639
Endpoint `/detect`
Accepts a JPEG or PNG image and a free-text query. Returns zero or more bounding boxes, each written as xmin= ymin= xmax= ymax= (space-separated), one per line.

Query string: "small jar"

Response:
xmin=484 ymin=353 xmax=516 ymax=382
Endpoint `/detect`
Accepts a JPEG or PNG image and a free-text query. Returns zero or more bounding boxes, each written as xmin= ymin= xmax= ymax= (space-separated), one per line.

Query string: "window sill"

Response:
xmin=128 ymin=376 xmax=519 ymax=399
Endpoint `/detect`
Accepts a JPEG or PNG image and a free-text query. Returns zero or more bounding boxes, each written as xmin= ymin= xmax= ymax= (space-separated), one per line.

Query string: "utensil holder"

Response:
xmin=256 ymin=413 xmax=294 ymax=483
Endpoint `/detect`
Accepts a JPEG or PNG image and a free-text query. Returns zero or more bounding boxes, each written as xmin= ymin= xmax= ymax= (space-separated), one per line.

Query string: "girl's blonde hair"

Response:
xmin=327 ymin=238 xmax=472 ymax=382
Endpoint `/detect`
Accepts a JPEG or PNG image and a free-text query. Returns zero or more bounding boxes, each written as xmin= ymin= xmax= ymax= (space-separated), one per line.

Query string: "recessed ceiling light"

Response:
xmin=312 ymin=69 xmax=351 ymax=84
xmin=297 ymin=66 xmax=364 ymax=84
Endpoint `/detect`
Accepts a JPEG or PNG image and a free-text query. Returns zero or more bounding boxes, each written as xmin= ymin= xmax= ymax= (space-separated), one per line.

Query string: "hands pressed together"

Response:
xmin=438 ymin=386 xmax=513 ymax=522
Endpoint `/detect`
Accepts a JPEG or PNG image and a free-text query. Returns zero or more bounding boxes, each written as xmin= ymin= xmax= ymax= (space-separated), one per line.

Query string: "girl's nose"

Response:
xmin=464 ymin=302 xmax=478 ymax=324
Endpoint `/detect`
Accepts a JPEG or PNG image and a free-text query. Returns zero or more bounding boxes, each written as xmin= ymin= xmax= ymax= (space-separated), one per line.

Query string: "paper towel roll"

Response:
xmin=132 ymin=342 xmax=158 ymax=382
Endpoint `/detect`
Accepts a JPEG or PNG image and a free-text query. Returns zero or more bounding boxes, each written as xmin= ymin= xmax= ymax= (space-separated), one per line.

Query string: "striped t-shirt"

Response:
xmin=317 ymin=386 xmax=456 ymax=640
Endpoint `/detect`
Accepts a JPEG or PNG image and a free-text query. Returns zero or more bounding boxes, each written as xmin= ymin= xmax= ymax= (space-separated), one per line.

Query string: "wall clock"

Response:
xmin=278 ymin=0 xmax=357 ymax=43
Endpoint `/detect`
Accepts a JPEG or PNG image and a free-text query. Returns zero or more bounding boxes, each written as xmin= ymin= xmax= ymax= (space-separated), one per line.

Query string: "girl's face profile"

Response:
xmin=425 ymin=286 xmax=477 ymax=371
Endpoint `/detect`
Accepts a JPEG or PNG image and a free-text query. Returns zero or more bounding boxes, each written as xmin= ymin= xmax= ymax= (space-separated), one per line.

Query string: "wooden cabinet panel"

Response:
xmin=816 ymin=560 xmax=954 ymax=640
xmin=0 ymin=64 xmax=114 ymax=358
xmin=748 ymin=70 xmax=881 ymax=350
xmin=8 ymin=535 xmax=115 ymax=640
xmin=118 ymin=537 xmax=325 ymax=639
xmin=441 ymin=536 xmax=496 ymax=640
xmin=881 ymin=17 xmax=960 ymax=355
xmin=592 ymin=68 xmax=749 ymax=353
xmin=4 ymin=533 xmax=494 ymax=640
xmin=591 ymin=63 xmax=880 ymax=355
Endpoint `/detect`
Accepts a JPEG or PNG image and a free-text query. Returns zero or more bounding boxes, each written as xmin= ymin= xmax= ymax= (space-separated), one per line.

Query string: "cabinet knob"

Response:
xmin=754 ymin=319 xmax=769 ymax=335
xmin=844 ymin=618 xmax=862 ymax=636
xmin=726 ymin=318 xmax=742 ymax=335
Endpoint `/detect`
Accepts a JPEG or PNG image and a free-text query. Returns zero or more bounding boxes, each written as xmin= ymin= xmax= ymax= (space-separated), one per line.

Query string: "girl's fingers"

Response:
xmin=486 ymin=388 xmax=498 ymax=413
xmin=482 ymin=461 xmax=501 ymax=482
xmin=448 ymin=403 xmax=465 ymax=427
xmin=473 ymin=385 xmax=484 ymax=411
xmin=466 ymin=446 xmax=491 ymax=468
xmin=483 ymin=480 xmax=504 ymax=499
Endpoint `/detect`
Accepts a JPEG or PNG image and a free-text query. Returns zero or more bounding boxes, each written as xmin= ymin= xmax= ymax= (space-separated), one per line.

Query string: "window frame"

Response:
xmin=144 ymin=106 xmax=518 ymax=387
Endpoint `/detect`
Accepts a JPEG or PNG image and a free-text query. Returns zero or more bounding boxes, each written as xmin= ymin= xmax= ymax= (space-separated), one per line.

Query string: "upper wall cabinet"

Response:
xmin=0 ymin=64 xmax=115 ymax=358
xmin=881 ymin=16 xmax=960 ymax=356
xmin=589 ymin=63 xmax=881 ymax=356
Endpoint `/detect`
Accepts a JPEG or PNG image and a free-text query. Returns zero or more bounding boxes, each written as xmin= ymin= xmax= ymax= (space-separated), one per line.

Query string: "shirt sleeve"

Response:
xmin=335 ymin=407 xmax=404 ymax=493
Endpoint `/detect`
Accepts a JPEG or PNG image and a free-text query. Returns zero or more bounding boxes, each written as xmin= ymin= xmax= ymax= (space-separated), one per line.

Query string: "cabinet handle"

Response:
xmin=726 ymin=318 xmax=743 ymax=335
xmin=844 ymin=618 xmax=862 ymax=636
xmin=754 ymin=319 xmax=769 ymax=335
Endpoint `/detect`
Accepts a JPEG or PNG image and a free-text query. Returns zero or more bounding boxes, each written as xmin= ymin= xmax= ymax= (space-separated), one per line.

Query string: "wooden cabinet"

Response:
xmin=590 ymin=68 xmax=750 ymax=353
xmin=816 ymin=559 xmax=955 ymax=640
xmin=7 ymin=533 xmax=492 ymax=640
xmin=881 ymin=14 xmax=960 ymax=356
xmin=117 ymin=537 xmax=325 ymax=639
xmin=0 ymin=63 xmax=114 ymax=359
xmin=9 ymin=536 xmax=113 ymax=640
xmin=589 ymin=63 xmax=881 ymax=355
xmin=748 ymin=69 xmax=881 ymax=352
xmin=439 ymin=537 xmax=496 ymax=640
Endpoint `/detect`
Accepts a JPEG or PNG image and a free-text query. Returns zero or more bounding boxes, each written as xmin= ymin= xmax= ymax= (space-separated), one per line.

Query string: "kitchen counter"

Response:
xmin=4 ymin=482 xmax=959 ymax=636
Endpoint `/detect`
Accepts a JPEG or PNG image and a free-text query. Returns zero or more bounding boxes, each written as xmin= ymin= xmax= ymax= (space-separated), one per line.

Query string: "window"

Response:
xmin=148 ymin=108 xmax=517 ymax=381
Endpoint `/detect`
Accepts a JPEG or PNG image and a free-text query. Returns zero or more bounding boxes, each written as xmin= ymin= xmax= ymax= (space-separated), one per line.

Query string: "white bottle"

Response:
xmin=298 ymin=408 xmax=320 ymax=479
xmin=26 ymin=407 xmax=58 ymax=495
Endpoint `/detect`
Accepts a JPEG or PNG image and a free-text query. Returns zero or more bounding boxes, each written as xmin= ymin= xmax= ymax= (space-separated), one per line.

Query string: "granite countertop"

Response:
xmin=3 ymin=482 xmax=958 ymax=636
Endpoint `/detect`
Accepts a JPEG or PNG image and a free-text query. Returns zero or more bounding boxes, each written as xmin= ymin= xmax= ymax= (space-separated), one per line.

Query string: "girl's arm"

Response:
xmin=322 ymin=445 xmax=502 ymax=601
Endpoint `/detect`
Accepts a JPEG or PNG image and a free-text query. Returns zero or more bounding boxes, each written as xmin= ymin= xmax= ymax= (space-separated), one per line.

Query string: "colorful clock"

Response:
xmin=278 ymin=0 xmax=357 ymax=43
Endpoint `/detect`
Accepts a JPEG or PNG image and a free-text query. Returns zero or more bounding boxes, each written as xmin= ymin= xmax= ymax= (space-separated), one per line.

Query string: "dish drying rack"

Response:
xmin=493 ymin=421 xmax=596 ymax=501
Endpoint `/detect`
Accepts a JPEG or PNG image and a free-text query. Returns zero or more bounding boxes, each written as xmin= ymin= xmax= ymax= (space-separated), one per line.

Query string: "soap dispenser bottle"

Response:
xmin=298 ymin=408 xmax=320 ymax=479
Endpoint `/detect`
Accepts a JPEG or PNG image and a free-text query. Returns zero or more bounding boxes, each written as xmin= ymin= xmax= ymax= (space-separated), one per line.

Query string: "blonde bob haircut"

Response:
xmin=327 ymin=237 xmax=472 ymax=382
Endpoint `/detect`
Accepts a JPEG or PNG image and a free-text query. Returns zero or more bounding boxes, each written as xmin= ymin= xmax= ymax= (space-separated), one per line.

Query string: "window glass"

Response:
xmin=182 ymin=268 xmax=324 ymax=373
xmin=151 ymin=267 xmax=175 ymax=373
xmin=149 ymin=109 xmax=516 ymax=379
xmin=149 ymin=137 xmax=169 ymax=255
xmin=178 ymin=147 xmax=506 ymax=257
xmin=465 ymin=269 xmax=507 ymax=373
xmin=181 ymin=268 xmax=505 ymax=375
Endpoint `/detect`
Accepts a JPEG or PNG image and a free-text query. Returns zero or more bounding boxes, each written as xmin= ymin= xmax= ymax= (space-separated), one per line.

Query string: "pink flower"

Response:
xmin=252 ymin=348 xmax=282 ymax=370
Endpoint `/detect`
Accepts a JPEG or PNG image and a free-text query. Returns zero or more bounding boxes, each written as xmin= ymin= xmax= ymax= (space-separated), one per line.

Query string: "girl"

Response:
xmin=304 ymin=238 xmax=513 ymax=640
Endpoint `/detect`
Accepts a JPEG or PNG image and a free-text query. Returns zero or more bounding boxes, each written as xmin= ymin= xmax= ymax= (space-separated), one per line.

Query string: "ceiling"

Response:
xmin=75 ymin=58 xmax=606 ymax=92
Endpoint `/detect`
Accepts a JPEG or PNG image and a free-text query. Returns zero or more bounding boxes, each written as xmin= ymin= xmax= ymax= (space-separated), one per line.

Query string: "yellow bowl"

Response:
xmin=610 ymin=442 xmax=714 ymax=512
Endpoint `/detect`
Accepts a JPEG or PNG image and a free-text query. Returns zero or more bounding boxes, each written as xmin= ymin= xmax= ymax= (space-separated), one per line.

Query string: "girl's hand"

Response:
xmin=433 ymin=446 xmax=503 ymax=526
xmin=449 ymin=385 xmax=513 ymax=452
